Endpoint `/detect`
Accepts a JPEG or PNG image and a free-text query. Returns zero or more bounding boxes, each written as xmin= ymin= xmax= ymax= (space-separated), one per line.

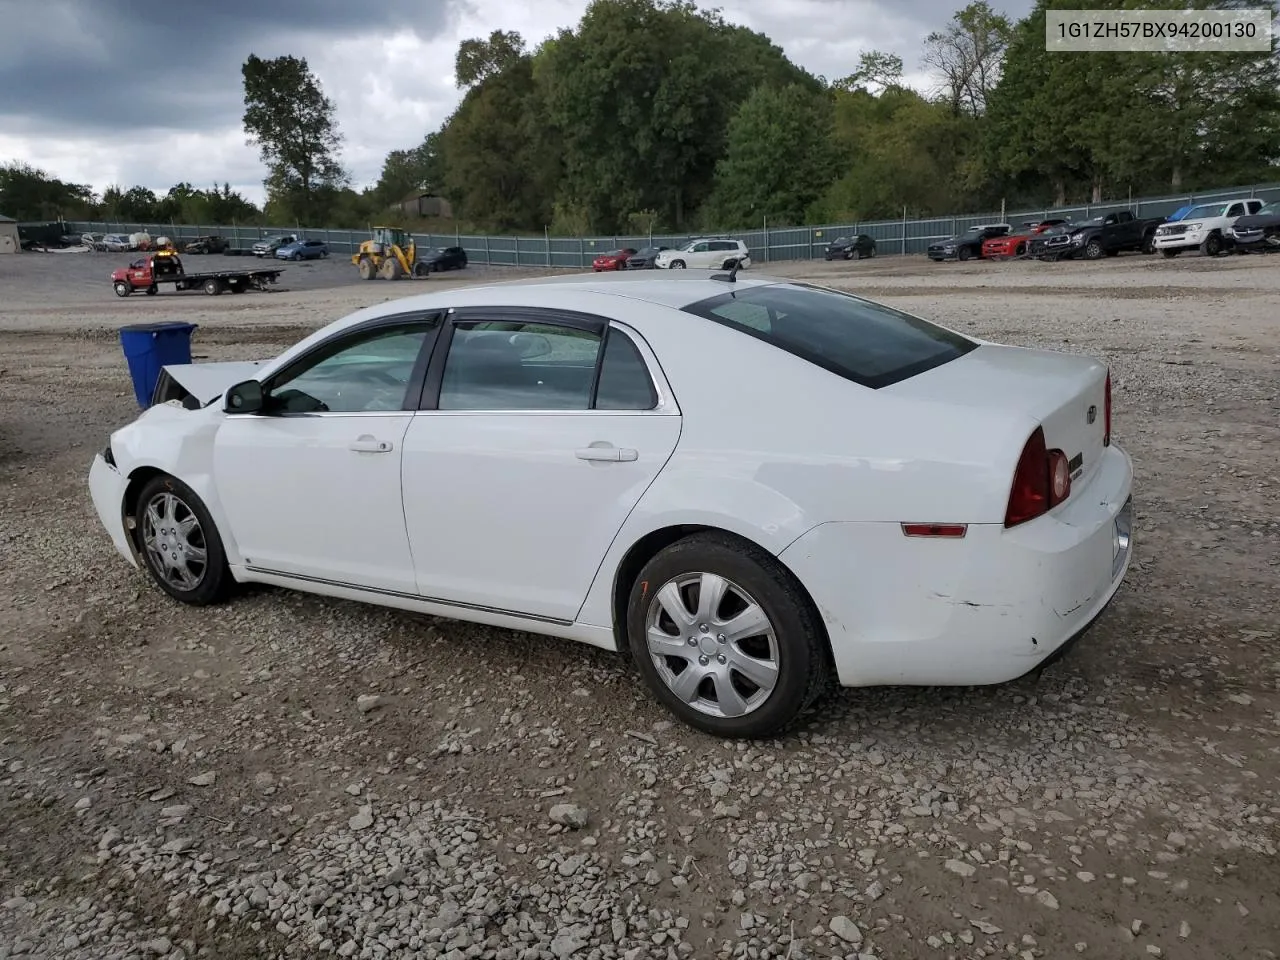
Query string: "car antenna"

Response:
xmin=711 ymin=260 xmax=740 ymax=283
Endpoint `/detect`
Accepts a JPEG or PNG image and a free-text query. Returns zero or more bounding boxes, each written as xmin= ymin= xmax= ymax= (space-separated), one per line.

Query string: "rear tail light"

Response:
xmin=1103 ymin=370 xmax=1112 ymax=446
xmin=1004 ymin=427 xmax=1071 ymax=527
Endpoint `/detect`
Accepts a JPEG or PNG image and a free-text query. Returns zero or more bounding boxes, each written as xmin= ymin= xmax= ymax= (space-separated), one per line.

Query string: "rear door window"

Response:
xmin=683 ymin=282 xmax=977 ymax=389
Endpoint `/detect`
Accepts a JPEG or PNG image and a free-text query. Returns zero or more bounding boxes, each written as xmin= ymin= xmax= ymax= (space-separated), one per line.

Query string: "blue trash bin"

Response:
xmin=119 ymin=321 xmax=198 ymax=408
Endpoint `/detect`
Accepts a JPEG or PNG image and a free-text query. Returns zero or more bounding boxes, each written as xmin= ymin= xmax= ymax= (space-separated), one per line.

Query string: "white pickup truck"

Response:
xmin=1151 ymin=198 xmax=1263 ymax=257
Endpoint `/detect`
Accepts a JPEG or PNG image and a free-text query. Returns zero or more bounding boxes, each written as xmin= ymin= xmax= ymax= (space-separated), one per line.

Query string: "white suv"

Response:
xmin=655 ymin=237 xmax=751 ymax=270
xmin=1152 ymin=198 xmax=1263 ymax=257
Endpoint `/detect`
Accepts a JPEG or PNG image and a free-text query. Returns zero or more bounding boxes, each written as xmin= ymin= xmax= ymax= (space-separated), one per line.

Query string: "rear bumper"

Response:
xmin=89 ymin=453 xmax=138 ymax=568
xmin=779 ymin=444 xmax=1134 ymax=687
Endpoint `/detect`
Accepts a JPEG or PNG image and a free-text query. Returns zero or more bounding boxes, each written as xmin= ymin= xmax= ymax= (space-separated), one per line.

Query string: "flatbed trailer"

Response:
xmin=111 ymin=251 xmax=283 ymax=297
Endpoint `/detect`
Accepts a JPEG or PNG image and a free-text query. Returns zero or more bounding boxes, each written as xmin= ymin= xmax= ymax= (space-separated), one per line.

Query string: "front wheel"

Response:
xmin=1162 ymin=249 xmax=1180 ymax=258
xmin=957 ymin=247 xmax=971 ymax=261
xmin=669 ymin=260 xmax=685 ymax=269
xmin=626 ymin=532 xmax=831 ymax=739
xmin=203 ymin=278 xmax=221 ymax=295
xmin=1084 ymin=238 xmax=1105 ymax=260
xmin=1201 ymin=234 xmax=1222 ymax=257
xmin=412 ymin=261 xmax=430 ymax=278
xmin=134 ymin=474 xmax=232 ymax=605
xmin=113 ymin=281 xmax=131 ymax=297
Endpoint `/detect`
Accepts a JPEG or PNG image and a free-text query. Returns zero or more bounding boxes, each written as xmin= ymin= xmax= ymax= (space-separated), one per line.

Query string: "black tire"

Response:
xmin=412 ymin=261 xmax=430 ymax=278
xmin=957 ymin=246 xmax=971 ymax=261
xmin=203 ymin=278 xmax=221 ymax=295
xmin=625 ymin=532 xmax=831 ymax=739
xmin=670 ymin=260 xmax=685 ymax=269
xmin=1015 ymin=243 xmax=1026 ymax=256
xmin=1142 ymin=234 xmax=1156 ymax=254
xmin=1201 ymin=233 xmax=1222 ymax=257
xmin=844 ymin=250 xmax=853 ymax=260
xmin=113 ymin=281 xmax=131 ymax=297
xmin=1083 ymin=238 xmax=1105 ymax=260
xmin=133 ymin=474 xmax=233 ymax=606
xmin=146 ymin=285 xmax=158 ymax=296
xmin=1162 ymin=249 xmax=1180 ymax=258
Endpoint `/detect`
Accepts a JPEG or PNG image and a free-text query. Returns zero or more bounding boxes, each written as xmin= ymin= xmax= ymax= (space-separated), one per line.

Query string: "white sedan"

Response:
xmin=88 ymin=271 xmax=1133 ymax=739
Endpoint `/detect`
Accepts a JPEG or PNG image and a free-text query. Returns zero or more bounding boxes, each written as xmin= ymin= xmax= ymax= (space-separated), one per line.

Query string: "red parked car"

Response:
xmin=592 ymin=248 xmax=636 ymax=271
xmin=982 ymin=219 xmax=1071 ymax=259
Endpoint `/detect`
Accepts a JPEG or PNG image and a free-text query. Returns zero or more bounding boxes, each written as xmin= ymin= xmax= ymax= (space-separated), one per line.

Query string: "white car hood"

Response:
xmin=162 ymin=360 xmax=265 ymax=406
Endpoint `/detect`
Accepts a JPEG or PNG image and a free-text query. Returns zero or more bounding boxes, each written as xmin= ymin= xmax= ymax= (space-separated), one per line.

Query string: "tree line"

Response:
xmin=3 ymin=0 xmax=1277 ymax=235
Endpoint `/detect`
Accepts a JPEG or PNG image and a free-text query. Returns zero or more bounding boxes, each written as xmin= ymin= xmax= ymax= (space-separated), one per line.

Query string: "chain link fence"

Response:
xmin=54 ymin=180 xmax=1280 ymax=268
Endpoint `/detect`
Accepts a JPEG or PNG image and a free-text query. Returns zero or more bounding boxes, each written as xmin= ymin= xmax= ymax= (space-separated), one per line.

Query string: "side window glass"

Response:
xmin=1227 ymin=203 xmax=1243 ymax=217
xmin=439 ymin=320 xmax=602 ymax=410
xmin=693 ymin=242 xmax=709 ymax=252
xmin=267 ymin=321 xmax=432 ymax=414
xmin=594 ymin=329 xmax=657 ymax=410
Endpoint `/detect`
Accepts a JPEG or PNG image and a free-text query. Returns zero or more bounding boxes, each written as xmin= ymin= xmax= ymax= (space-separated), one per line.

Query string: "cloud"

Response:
xmin=0 ymin=0 xmax=1034 ymax=206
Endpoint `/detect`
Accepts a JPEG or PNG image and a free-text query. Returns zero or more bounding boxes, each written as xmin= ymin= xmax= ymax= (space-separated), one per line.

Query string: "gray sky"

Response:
xmin=0 ymin=0 xmax=1034 ymax=205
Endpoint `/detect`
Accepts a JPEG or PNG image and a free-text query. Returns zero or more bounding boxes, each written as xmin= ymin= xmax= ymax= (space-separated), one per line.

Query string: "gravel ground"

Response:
xmin=1 ymin=249 xmax=1277 ymax=960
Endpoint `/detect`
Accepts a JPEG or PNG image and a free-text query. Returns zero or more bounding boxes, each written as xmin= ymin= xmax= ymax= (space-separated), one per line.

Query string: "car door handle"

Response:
xmin=575 ymin=445 xmax=638 ymax=462
xmin=349 ymin=436 xmax=393 ymax=453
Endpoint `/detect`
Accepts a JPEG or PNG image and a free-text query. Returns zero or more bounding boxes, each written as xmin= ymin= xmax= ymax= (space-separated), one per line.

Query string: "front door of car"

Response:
xmin=213 ymin=313 xmax=442 ymax=592
xmin=128 ymin=259 xmax=150 ymax=284
xmin=400 ymin=309 xmax=682 ymax=622
xmin=686 ymin=241 xmax=712 ymax=267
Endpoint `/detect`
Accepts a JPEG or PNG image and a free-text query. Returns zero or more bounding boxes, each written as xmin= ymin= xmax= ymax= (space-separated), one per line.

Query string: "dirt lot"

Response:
xmin=0 ymin=248 xmax=1277 ymax=960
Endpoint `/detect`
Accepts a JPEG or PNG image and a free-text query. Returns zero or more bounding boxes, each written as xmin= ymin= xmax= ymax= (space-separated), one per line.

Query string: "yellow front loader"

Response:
xmin=352 ymin=226 xmax=429 ymax=280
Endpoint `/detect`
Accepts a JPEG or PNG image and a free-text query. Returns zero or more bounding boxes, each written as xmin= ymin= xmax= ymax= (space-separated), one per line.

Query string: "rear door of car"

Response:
xmin=399 ymin=307 xmax=681 ymax=622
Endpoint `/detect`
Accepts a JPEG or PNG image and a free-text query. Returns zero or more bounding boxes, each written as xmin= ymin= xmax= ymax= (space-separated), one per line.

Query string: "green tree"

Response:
xmin=536 ymin=0 xmax=820 ymax=231
xmin=455 ymin=30 xmax=527 ymax=88
xmin=833 ymin=51 xmax=905 ymax=92
xmin=922 ymin=1 xmax=1013 ymax=116
xmin=373 ymin=132 xmax=443 ymax=208
xmin=439 ymin=54 xmax=558 ymax=229
xmin=0 ymin=162 xmax=96 ymax=220
xmin=704 ymin=84 xmax=838 ymax=228
xmin=241 ymin=53 xmax=347 ymax=222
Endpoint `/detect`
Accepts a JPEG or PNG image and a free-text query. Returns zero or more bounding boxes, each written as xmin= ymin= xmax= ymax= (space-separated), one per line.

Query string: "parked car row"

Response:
xmin=927 ymin=197 xmax=1275 ymax=263
xmin=592 ymin=237 xmax=753 ymax=272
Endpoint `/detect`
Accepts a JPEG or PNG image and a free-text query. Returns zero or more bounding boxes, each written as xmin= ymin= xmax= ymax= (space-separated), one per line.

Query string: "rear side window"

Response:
xmin=594 ymin=329 xmax=657 ymax=410
xmin=682 ymin=283 xmax=977 ymax=389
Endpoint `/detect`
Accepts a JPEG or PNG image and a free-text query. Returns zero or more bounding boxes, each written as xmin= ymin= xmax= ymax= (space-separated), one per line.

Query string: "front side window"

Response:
xmin=683 ymin=283 xmax=977 ymax=389
xmin=266 ymin=321 xmax=434 ymax=414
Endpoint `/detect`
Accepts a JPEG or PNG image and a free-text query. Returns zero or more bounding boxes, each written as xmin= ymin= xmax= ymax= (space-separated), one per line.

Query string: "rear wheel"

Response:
xmin=113 ymin=281 xmax=131 ymax=297
xmin=146 ymin=285 xmax=158 ymax=295
xmin=1162 ymin=249 xmax=1181 ymax=258
xmin=626 ymin=532 xmax=831 ymax=739
xmin=134 ymin=474 xmax=232 ymax=606
xmin=380 ymin=256 xmax=403 ymax=280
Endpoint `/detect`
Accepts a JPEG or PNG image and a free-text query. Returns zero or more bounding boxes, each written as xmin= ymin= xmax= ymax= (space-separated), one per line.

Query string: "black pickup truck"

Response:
xmin=1029 ymin=210 xmax=1163 ymax=261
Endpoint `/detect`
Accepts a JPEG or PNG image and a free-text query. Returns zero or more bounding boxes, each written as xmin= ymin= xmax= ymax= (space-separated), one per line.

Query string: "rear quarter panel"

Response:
xmin=573 ymin=292 xmax=1036 ymax=628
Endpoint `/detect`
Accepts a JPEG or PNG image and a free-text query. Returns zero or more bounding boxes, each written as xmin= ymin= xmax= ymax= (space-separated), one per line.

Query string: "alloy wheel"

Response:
xmin=141 ymin=492 xmax=208 ymax=591
xmin=644 ymin=572 xmax=780 ymax=718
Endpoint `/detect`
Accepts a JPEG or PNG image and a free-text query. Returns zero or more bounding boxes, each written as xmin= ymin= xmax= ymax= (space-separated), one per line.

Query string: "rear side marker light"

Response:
xmin=1103 ymin=369 xmax=1112 ymax=446
xmin=902 ymin=523 xmax=968 ymax=538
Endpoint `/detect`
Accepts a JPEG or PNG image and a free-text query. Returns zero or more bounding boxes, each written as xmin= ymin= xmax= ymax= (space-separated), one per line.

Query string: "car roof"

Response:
xmin=320 ymin=271 xmax=790 ymax=337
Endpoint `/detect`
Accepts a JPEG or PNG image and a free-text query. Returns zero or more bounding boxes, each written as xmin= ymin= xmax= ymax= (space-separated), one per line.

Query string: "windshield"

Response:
xmin=1185 ymin=203 xmax=1229 ymax=220
xmin=682 ymin=282 xmax=977 ymax=389
xmin=831 ymin=237 xmax=849 ymax=245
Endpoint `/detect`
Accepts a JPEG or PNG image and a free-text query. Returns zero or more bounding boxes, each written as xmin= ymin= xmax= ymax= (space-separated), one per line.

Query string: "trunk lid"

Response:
xmin=885 ymin=343 xmax=1110 ymax=489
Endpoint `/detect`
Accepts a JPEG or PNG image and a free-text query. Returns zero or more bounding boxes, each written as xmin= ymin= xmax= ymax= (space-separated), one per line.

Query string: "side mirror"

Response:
xmin=509 ymin=332 xmax=552 ymax=359
xmin=224 ymin=379 xmax=265 ymax=414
